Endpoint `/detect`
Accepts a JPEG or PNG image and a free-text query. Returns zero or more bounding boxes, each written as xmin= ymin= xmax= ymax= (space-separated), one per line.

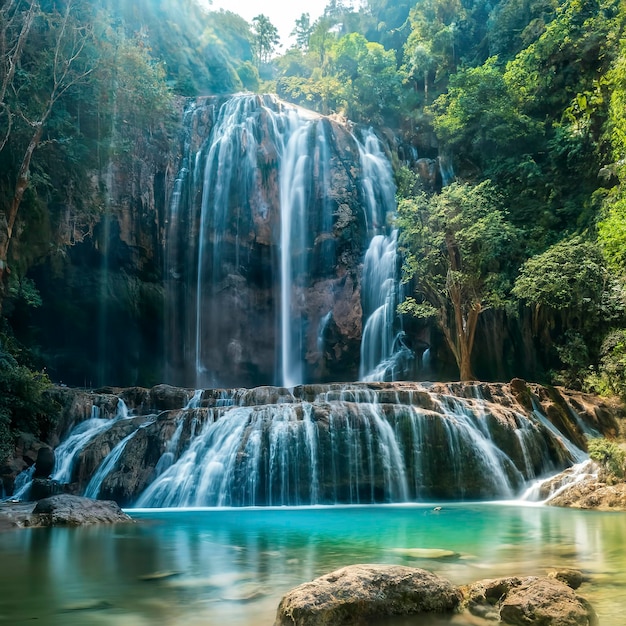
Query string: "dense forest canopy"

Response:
xmin=1 ymin=0 xmax=626 ymax=454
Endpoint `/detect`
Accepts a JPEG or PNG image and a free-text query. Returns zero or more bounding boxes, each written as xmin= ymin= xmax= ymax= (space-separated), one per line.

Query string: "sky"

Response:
xmin=201 ymin=0 xmax=330 ymax=49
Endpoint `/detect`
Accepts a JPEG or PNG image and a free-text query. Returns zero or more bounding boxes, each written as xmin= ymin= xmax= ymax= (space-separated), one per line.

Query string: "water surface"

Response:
xmin=0 ymin=503 xmax=624 ymax=625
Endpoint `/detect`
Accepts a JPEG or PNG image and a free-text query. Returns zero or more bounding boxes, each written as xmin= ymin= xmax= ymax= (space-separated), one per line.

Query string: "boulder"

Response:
xmin=30 ymin=494 xmax=133 ymax=526
xmin=462 ymin=576 xmax=597 ymax=626
xmin=274 ymin=564 xmax=462 ymax=626
xmin=148 ymin=385 xmax=192 ymax=411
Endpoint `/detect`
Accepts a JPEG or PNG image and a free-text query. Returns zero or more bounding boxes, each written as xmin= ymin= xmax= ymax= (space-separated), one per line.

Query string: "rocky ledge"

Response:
xmin=275 ymin=564 xmax=597 ymax=626
xmin=0 ymin=494 xmax=132 ymax=530
xmin=534 ymin=461 xmax=626 ymax=511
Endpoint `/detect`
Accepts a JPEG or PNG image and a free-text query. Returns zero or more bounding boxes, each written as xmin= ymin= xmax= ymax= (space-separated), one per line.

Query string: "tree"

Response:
xmin=0 ymin=0 xmax=38 ymax=154
xmin=291 ymin=13 xmax=313 ymax=51
xmin=428 ymin=58 xmax=542 ymax=174
xmin=252 ymin=14 xmax=280 ymax=66
xmin=0 ymin=0 xmax=97 ymax=282
xmin=512 ymin=237 xmax=623 ymax=386
xmin=397 ymin=181 xmax=520 ymax=380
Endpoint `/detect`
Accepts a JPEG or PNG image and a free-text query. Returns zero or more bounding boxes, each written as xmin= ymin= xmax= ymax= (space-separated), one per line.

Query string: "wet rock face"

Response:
xmin=274 ymin=564 xmax=462 ymax=626
xmin=33 ymin=447 xmax=55 ymax=479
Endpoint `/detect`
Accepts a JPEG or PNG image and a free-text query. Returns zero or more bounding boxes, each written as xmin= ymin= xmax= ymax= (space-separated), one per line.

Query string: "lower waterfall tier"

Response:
xmin=44 ymin=380 xmax=619 ymax=507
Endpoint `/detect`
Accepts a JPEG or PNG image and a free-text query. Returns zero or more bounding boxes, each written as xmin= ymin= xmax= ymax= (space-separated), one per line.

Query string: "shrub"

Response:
xmin=0 ymin=341 xmax=58 ymax=463
xmin=588 ymin=438 xmax=626 ymax=479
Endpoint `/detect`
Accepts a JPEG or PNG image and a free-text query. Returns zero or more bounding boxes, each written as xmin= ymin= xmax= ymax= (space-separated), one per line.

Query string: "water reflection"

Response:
xmin=0 ymin=504 xmax=624 ymax=625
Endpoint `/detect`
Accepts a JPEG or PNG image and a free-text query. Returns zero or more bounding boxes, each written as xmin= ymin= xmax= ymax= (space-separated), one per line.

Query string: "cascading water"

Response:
xmin=164 ymin=94 xmax=413 ymax=388
xmin=357 ymin=129 xmax=412 ymax=381
xmin=70 ymin=381 xmax=592 ymax=507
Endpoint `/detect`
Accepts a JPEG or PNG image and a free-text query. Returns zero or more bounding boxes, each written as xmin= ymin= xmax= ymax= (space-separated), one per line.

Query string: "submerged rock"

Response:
xmin=274 ymin=564 xmax=462 ymax=626
xmin=30 ymin=494 xmax=132 ymax=526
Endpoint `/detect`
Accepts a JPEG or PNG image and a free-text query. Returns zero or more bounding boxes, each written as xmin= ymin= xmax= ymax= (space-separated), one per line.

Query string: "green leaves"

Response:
xmin=512 ymin=237 xmax=609 ymax=311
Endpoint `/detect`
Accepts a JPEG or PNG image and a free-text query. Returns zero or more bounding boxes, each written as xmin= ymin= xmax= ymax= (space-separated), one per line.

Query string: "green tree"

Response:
xmin=0 ymin=337 xmax=58 ymax=463
xmin=429 ymin=57 xmax=542 ymax=175
xmin=397 ymin=181 xmax=520 ymax=380
xmin=329 ymin=33 xmax=401 ymax=124
xmin=291 ymin=13 xmax=313 ymax=51
xmin=252 ymin=14 xmax=280 ymax=66
xmin=512 ymin=237 xmax=623 ymax=385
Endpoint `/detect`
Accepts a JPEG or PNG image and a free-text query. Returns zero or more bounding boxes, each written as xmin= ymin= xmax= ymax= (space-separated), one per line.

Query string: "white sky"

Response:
xmin=201 ymin=0 xmax=330 ymax=49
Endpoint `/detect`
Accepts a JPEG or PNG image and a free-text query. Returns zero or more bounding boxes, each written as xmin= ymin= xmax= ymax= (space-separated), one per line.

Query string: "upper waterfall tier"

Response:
xmin=45 ymin=380 xmax=619 ymax=508
xmin=164 ymin=94 xmax=413 ymax=389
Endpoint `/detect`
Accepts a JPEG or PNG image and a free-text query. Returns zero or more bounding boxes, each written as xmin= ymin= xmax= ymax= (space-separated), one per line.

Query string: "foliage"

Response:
xmin=291 ymin=13 xmax=314 ymax=51
xmin=428 ymin=58 xmax=542 ymax=173
xmin=397 ymin=181 xmax=521 ymax=379
xmin=588 ymin=437 xmax=626 ymax=479
xmin=585 ymin=330 xmax=626 ymax=400
xmin=512 ymin=237 xmax=617 ymax=321
xmin=513 ymin=237 xmax=625 ymax=386
xmin=0 ymin=337 xmax=58 ymax=463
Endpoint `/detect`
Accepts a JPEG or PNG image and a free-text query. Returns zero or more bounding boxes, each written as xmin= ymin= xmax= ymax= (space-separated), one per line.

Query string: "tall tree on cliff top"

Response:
xmin=291 ymin=13 xmax=313 ymax=51
xmin=397 ymin=181 xmax=520 ymax=380
xmin=0 ymin=0 xmax=96 ymax=282
xmin=252 ymin=14 xmax=280 ymax=66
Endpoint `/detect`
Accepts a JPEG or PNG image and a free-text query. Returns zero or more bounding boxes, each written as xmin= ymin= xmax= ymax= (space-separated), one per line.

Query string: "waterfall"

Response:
xmin=357 ymin=130 xmax=412 ymax=381
xmin=280 ymin=118 xmax=312 ymax=387
xmin=53 ymin=400 xmax=130 ymax=483
xmin=164 ymin=94 xmax=413 ymax=388
xmin=83 ymin=431 xmax=137 ymax=499
xmin=10 ymin=466 xmax=35 ymax=501
xmin=79 ymin=381 xmax=587 ymax=508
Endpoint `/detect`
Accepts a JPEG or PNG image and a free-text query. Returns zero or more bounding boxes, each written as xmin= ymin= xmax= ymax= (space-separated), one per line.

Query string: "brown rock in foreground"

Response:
xmin=274 ymin=564 xmax=462 ymax=626
xmin=463 ymin=576 xmax=597 ymax=626
xmin=31 ymin=494 xmax=133 ymax=527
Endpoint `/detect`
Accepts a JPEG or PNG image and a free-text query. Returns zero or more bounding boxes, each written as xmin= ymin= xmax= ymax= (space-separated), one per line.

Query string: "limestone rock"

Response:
xmin=501 ymin=577 xmax=597 ymax=626
xmin=29 ymin=478 xmax=65 ymax=501
xmin=462 ymin=576 xmax=597 ymax=626
xmin=31 ymin=494 xmax=132 ymax=526
xmin=149 ymin=385 xmax=192 ymax=411
xmin=274 ymin=564 xmax=462 ymax=626
xmin=547 ymin=475 xmax=626 ymax=511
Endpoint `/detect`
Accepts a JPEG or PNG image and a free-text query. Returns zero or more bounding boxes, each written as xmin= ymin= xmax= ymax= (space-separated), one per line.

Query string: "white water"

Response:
xmin=83 ymin=431 xmax=137 ymax=498
xmin=53 ymin=400 xmax=130 ymax=484
xmin=357 ymin=129 xmax=412 ymax=381
xmin=280 ymin=117 xmax=312 ymax=387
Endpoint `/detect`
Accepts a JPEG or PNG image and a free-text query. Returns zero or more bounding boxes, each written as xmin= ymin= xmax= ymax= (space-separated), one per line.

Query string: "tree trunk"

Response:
xmin=439 ymin=290 xmax=481 ymax=381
